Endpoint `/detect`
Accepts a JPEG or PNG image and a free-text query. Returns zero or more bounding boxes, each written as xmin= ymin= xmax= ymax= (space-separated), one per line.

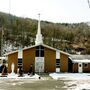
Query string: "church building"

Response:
xmin=7 ymin=14 xmax=70 ymax=73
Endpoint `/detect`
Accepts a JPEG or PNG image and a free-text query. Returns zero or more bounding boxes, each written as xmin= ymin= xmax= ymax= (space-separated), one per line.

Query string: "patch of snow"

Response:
xmin=0 ymin=74 xmax=40 ymax=80
xmin=49 ymin=73 xmax=90 ymax=90
xmin=49 ymin=73 xmax=90 ymax=80
xmin=12 ymin=83 xmax=16 ymax=86
xmin=64 ymin=80 xmax=90 ymax=90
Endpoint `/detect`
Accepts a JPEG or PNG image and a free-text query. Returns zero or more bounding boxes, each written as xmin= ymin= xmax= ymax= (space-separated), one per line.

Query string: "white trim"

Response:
xmin=56 ymin=50 xmax=60 ymax=59
xmin=18 ymin=50 xmax=23 ymax=58
xmin=73 ymin=59 xmax=90 ymax=63
xmin=4 ymin=50 xmax=18 ymax=55
xmin=56 ymin=68 xmax=60 ymax=72
xmin=5 ymin=44 xmax=69 ymax=56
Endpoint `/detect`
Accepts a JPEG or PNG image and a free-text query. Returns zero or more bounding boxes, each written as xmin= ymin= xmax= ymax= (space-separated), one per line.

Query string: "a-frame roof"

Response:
xmin=5 ymin=43 xmax=70 ymax=56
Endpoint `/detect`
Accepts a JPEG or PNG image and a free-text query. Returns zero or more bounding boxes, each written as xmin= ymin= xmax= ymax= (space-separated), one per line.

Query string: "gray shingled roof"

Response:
xmin=70 ymin=55 xmax=90 ymax=60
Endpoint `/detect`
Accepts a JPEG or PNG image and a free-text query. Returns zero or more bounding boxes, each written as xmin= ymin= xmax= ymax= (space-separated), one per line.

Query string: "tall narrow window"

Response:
xmin=36 ymin=45 xmax=44 ymax=57
xmin=18 ymin=58 xmax=23 ymax=68
xmin=56 ymin=59 xmax=60 ymax=68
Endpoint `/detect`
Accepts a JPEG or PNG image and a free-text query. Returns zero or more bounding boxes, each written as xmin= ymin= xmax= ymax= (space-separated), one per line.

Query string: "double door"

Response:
xmin=35 ymin=57 xmax=44 ymax=72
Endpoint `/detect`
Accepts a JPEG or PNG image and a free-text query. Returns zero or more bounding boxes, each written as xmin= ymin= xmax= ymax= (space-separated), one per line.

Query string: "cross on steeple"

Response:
xmin=37 ymin=13 xmax=41 ymax=34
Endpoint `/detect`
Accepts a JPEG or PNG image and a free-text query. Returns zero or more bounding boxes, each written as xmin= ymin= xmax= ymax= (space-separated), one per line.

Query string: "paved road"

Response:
xmin=0 ymin=79 xmax=66 ymax=90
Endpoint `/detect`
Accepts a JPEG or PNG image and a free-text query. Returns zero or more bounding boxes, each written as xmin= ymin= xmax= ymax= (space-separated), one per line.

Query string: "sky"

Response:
xmin=0 ymin=0 xmax=90 ymax=23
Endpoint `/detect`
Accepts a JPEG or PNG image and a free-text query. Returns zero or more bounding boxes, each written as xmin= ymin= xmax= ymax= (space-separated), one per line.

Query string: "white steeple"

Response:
xmin=35 ymin=14 xmax=43 ymax=45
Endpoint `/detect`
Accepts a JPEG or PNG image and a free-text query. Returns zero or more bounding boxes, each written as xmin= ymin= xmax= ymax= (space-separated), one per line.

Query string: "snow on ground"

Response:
xmin=0 ymin=73 xmax=40 ymax=80
xmin=49 ymin=73 xmax=90 ymax=90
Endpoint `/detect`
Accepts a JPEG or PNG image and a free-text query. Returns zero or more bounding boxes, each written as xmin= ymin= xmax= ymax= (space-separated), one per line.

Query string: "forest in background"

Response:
xmin=0 ymin=12 xmax=90 ymax=55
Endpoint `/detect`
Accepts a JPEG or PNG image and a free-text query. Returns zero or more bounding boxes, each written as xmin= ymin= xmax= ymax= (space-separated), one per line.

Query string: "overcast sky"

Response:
xmin=0 ymin=0 xmax=90 ymax=23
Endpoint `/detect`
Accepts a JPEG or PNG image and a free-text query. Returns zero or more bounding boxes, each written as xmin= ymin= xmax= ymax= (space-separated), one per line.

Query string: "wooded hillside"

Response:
xmin=0 ymin=12 xmax=90 ymax=55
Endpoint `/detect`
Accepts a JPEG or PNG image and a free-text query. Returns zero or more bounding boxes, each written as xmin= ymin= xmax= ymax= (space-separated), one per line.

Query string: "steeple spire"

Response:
xmin=35 ymin=14 xmax=43 ymax=45
xmin=37 ymin=13 xmax=41 ymax=35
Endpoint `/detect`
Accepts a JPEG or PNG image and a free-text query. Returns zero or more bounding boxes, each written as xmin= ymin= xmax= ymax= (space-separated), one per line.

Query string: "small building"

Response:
xmin=70 ymin=55 xmax=90 ymax=73
xmin=6 ymin=14 xmax=69 ymax=73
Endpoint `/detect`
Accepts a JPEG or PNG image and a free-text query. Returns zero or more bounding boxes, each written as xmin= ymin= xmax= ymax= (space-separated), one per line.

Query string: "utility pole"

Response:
xmin=87 ymin=0 xmax=90 ymax=8
xmin=1 ymin=26 xmax=4 ymax=57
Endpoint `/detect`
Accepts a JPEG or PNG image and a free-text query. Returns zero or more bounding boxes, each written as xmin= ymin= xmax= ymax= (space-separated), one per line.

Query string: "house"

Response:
xmin=6 ymin=14 xmax=69 ymax=73
xmin=70 ymin=55 xmax=90 ymax=73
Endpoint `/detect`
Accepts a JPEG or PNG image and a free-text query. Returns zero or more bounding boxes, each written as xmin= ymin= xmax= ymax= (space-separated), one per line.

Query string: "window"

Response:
xmin=18 ymin=58 xmax=23 ymax=68
xmin=56 ymin=59 xmax=60 ymax=68
xmin=18 ymin=59 xmax=22 ymax=63
xmin=36 ymin=50 xmax=39 ymax=57
xmin=36 ymin=45 xmax=44 ymax=57
xmin=79 ymin=64 xmax=81 ymax=67
xmin=84 ymin=63 xmax=88 ymax=68
xmin=41 ymin=50 xmax=44 ymax=57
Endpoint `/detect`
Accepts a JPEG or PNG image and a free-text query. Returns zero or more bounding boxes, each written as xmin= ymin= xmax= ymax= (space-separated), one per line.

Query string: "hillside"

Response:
xmin=0 ymin=12 xmax=90 ymax=55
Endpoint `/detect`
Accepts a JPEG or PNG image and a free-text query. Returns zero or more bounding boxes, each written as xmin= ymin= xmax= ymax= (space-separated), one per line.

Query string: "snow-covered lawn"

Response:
xmin=49 ymin=73 xmax=90 ymax=90
xmin=0 ymin=73 xmax=40 ymax=80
